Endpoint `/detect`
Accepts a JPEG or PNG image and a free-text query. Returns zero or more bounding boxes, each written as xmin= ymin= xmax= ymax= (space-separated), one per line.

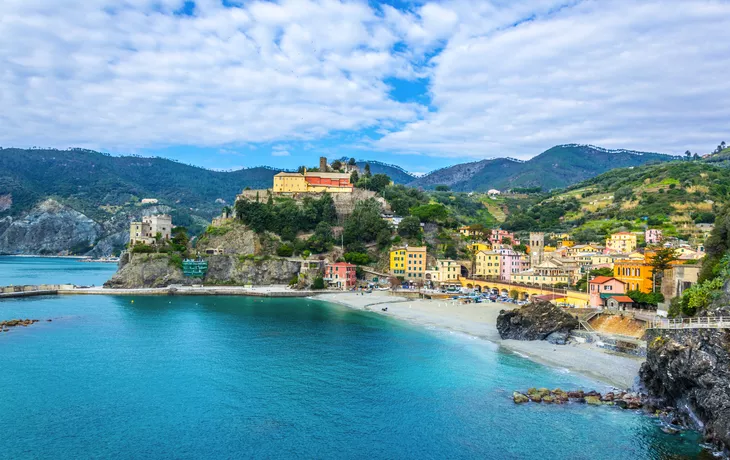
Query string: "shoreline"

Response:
xmin=315 ymin=291 xmax=644 ymax=390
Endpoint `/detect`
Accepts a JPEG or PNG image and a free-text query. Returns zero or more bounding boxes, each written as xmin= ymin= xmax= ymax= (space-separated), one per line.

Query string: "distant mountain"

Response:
xmin=410 ymin=144 xmax=680 ymax=191
xmin=356 ymin=160 xmax=415 ymax=184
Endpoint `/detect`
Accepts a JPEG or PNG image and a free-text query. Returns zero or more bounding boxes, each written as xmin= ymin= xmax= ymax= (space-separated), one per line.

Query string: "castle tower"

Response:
xmin=319 ymin=156 xmax=328 ymax=171
xmin=529 ymin=232 xmax=544 ymax=267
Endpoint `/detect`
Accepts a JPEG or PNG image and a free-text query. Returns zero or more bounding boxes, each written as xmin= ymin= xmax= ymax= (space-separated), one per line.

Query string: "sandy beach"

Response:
xmin=316 ymin=291 xmax=643 ymax=390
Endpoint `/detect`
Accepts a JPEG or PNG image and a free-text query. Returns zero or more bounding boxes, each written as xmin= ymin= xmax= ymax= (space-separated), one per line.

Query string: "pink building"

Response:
xmin=588 ymin=276 xmax=627 ymax=307
xmin=497 ymin=248 xmax=521 ymax=282
xmin=645 ymin=228 xmax=663 ymax=245
xmin=325 ymin=262 xmax=357 ymax=290
xmin=489 ymin=229 xmax=520 ymax=246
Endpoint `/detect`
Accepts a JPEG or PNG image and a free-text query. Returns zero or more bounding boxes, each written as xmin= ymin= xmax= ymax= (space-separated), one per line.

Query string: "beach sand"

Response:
xmin=316 ymin=291 xmax=643 ymax=390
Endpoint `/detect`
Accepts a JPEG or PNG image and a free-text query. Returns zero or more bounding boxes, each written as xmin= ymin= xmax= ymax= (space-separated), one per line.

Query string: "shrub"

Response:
xmin=312 ymin=277 xmax=325 ymax=290
xmin=131 ymin=244 xmax=155 ymax=254
xmin=276 ymin=244 xmax=294 ymax=257
xmin=169 ymin=253 xmax=183 ymax=270
xmin=344 ymin=252 xmax=370 ymax=265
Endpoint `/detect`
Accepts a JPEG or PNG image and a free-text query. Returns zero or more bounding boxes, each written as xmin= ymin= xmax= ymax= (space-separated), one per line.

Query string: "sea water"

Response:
xmin=0 ymin=259 xmax=705 ymax=459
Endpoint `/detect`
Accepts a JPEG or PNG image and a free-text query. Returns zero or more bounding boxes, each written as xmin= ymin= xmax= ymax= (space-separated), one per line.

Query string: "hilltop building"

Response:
xmin=606 ymin=232 xmax=638 ymax=253
xmin=273 ymin=170 xmax=353 ymax=194
xmin=389 ymin=246 xmax=427 ymax=280
xmin=129 ymin=214 xmax=173 ymax=246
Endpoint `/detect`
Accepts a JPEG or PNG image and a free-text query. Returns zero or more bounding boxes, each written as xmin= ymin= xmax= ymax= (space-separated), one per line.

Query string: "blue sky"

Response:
xmin=1 ymin=0 xmax=729 ymax=174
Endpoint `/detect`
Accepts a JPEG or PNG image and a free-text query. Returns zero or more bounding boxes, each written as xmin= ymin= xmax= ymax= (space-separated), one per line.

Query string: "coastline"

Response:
xmin=315 ymin=291 xmax=644 ymax=390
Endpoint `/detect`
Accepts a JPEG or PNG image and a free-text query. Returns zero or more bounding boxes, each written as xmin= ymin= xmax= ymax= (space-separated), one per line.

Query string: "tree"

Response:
xmin=366 ymin=174 xmax=391 ymax=194
xmin=344 ymin=252 xmax=370 ymax=265
xmin=410 ymin=203 xmax=448 ymax=223
xmin=348 ymin=157 xmax=356 ymax=166
xmin=343 ymin=198 xmax=389 ymax=246
xmin=398 ymin=216 xmax=422 ymax=240
xmin=276 ymin=243 xmax=294 ymax=257
xmin=509 ymin=289 xmax=519 ymax=300
xmin=434 ymin=185 xmax=450 ymax=192
xmin=684 ymin=150 xmax=692 ymax=160
xmin=364 ymin=163 xmax=372 ymax=178
xmin=502 ymin=236 xmax=512 ymax=245
xmin=307 ymin=222 xmax=334 ymax=253
xmin=331 ymin=160 xmax=343 ymax=171
xmin=512 ymin=243 xmax=527 ymax=253
xmin=648 ymin=247 xmax=679 ymax=292
xmin=171 ymin=227 xmax=189 ymax=250
xmin=350 ymin=170 xmax=359 ymax=185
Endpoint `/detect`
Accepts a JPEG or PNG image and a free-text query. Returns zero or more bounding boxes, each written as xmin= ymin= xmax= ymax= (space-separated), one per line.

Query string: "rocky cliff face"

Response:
xmin=496 ymin=301 xmax=579 ymax=341
xmin=105 ymin=253 xmax=305 ymax=288
xmin=641 ymin=327 xmax=730 ymax=453
xmin=0 ymin=199 xmax=102 ymax=255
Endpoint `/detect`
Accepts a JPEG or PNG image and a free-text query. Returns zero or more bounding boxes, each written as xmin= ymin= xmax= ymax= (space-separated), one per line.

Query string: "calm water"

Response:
xmin=0 ymin=256 xmax=117 ymax=287
xmin=0 ymin=259 xmax=705 ymax=459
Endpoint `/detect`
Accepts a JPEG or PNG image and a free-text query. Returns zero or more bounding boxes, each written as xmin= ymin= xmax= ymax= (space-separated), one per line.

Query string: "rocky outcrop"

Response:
xmin=104 ymin=253 xmax=305 ymax=288
xmin=496 ymin=301 xmax=579 ymax=341
xmin=0 ymin=199 xmax=101 ymax=255
xmin=104 ymin=253 xmax=186 ymax=288
xmin=196 ymin=223 xmax=262 ymax=255
xmin=641 ymin=327 xmax=730 ymax=453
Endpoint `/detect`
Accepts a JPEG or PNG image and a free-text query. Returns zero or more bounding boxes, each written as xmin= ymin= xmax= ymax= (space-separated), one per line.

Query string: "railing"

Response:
xmin=648 ymin=316 xmax=730 ymax=330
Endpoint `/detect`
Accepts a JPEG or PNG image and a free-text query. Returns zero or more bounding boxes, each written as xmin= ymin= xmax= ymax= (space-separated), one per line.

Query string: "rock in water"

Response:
xmin=641 ymin=328 xmax=730 ymax=453
xmin=513 ymin=392 xmax=529 ymax=404
xmin=496 ymin=301 xmax=579 ymax=341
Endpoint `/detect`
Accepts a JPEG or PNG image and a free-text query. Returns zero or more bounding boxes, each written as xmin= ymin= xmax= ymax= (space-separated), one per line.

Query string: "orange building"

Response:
xmin=614 ymin=259 xmax=653 ymax=293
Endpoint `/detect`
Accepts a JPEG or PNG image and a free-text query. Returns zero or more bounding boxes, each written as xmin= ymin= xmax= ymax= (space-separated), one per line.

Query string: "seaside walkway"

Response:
xmin=647 ymin=316 xmax=730 ymax=330
xmin=0 ymin=284 xmax=317 ymax=299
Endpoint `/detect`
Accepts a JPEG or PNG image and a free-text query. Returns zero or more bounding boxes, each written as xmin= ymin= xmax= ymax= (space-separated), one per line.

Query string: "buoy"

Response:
xmin=131 ymin=300 xmax=134 ymax=303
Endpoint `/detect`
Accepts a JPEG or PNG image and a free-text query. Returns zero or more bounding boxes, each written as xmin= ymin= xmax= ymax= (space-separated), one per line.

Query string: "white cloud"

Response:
xmin=375 ymin=0 xmax=730 ymax=159
xmin=271 ymin=150 xmax=290 ymax=156
xmin=0 ymin=0 xmax=729 ymax=161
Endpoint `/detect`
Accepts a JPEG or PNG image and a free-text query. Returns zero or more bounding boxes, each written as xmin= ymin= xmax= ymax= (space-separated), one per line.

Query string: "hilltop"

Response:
xmin=410 ymin=144 xmax=678 ymax=191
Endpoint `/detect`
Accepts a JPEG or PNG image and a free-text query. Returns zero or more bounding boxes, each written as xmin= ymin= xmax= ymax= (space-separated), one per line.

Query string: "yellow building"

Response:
xmin=469 ymin=242 xmax=491 ymax=253
xmin=426 ymin=260 xmax=462 ymax=286
xmin=606 ymin=232 xmax=638 ymax=253
xmin=614 ymin=259 xmax=653 ymax=293
xmin=475 ymin=250 xmax=501 ymax=279
xmin=273 ymin=171 xmax=353 ymax=194
xmin=459 ymin=226 xmax=487 ymax=238
xmin=512 ymin=260 xmax=571 ymax=286
xmin=389 ymin=246 xmax=427 ymax=280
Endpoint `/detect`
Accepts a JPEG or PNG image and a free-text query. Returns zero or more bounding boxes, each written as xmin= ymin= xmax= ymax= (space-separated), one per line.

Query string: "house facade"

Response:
xmin=273 ymin=171 xmax=353 ymax=194
xmin=475 ymin=250 xmax=501 ymax=279
xmin=606 ymin=232 xmax=638 ymax=253
xmin=645 ymin=228 xmax=663 ymax=245
xmin=325 ymin=262 xmax=357 ymax=290
xmin=389 ymin=246 xmax=427 ymax=280
xmin=588 ymin=276 xmax=626 ymax=307
xmin=129 ymin=214 xmax=173 ymax=246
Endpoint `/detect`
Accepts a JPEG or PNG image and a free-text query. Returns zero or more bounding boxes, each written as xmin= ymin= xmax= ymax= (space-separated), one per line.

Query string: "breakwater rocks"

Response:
xmin=1 ymin=318 xmax=48 ymax=332
xmin=512 ymin=388 xmax=645 ymax=408
xmin=641 ymin=327 xmax=730 ymax=453
xmin=497 ymin=301 xmax=579 ymax=341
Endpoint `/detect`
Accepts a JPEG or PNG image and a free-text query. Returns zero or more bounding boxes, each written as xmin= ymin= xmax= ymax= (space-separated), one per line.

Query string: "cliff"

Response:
xmin=105 ymin=253 xmax=308 ymax=288
xmin=0 ymin=199 xmax=175 ymax=257
xmin=496 ymin=301 xmax=579 ymax=342
xmin=641 ymin=327 xmax=730 ymax=453
xmin=0 ymin=199 xmax=101 ymax=255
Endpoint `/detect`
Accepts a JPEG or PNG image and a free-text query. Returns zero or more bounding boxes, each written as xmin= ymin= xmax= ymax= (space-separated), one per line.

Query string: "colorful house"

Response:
xmin=496 ymin=248 xmax=521 ymax=282
xmin=606 ymin=232 xmax=638 ymax=253
xmin=588 ymin=276 xmax=626 ymax=307
xmin=475 ymin=250 xmax=501 ymax=279
xmin=325 ymin=262 xmax=357 ymax=290
xmin=645 ymin=229 xmax=663 ymax=245
xmin=389 ymin=246 xmax=427 ymax=280
xmin=614 ymin=259 xmax=653 ymax=293
xmin=425 ymin=259 xmax=462 ymax=287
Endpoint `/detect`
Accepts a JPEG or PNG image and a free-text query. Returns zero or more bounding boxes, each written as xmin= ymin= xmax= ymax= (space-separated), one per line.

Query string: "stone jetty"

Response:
xmin=513 ymin=388 xmax=644 ymax=409
xmin=1 ymin=318 xmax=40 ymax=332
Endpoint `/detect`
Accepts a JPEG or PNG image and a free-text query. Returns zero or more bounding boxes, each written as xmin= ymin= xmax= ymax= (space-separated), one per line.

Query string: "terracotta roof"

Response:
xmin=610 ymin=295 xmax=634 ymax=303
xmin=590 ymin=276 xmax=625 ymax=285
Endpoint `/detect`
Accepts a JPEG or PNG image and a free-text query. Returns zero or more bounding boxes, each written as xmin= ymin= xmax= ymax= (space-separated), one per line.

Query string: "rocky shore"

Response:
xmin=641 ymin=327 xmax=730 ymax=454
xmin=496 ymin=300 xmax=579 ymax=343
xmin=513 ymin=388 xmax=645 ymax=409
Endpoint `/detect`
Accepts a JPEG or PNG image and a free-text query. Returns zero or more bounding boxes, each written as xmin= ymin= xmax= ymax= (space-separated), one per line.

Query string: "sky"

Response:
xmin=1 ymin=0 xmax=729 ymax=174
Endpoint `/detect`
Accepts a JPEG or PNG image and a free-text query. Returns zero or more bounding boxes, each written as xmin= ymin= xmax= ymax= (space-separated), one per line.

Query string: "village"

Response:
xmin=124 ymin=156 xmax=709 ymax=319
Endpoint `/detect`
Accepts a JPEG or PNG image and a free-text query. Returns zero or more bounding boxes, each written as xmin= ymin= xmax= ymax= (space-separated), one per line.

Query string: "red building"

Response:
xmin=325 ymin=262 xmax=357 ymax=290
xmin=489 ymin=229 xmax=520 ymax=246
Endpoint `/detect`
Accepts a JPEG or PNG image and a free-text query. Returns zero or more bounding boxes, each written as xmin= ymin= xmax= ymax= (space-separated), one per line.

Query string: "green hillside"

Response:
xmin=501 ymin=159 xmax=730 ymax=241
xmin=0 ymin=148 xmax=278 ymax=221
xmin=356 ymin=160 xmax=415 ymax=184
xmin=412 ymin=144 xmax=678 ymax=192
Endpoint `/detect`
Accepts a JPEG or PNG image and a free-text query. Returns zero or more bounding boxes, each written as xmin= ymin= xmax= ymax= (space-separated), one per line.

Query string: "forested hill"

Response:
xmin=410 ymin=144 xmax=679 ymax=191
xmin=0 ymin=148 xmax=279 ymax=220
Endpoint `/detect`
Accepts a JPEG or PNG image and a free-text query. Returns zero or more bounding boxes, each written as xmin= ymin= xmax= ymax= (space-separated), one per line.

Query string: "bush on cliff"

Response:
xmin=312 ymin=277 xmax=325 ymax=290
xmin=131 ymin=244 xmax=154 ymax=254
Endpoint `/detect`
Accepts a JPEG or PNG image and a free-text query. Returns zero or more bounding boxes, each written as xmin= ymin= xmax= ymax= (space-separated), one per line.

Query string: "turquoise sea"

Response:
xmin=0 ymin=257 xmax=705 ymax=459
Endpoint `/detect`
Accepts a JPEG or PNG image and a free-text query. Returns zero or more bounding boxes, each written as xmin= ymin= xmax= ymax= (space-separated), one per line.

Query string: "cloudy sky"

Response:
xmin=1 ymin=0 xmax=728 ymax=173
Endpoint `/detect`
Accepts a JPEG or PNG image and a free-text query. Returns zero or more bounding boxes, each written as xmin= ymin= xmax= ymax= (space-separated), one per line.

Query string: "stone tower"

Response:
xmin=529 ymin=232 xmax=544 ymax=267
xmin=319 ymin=156 xmax=328 ymax=171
